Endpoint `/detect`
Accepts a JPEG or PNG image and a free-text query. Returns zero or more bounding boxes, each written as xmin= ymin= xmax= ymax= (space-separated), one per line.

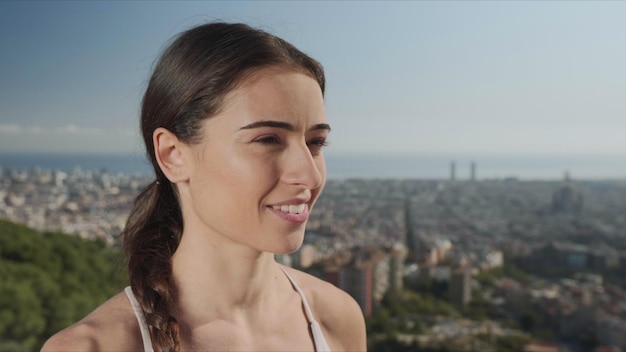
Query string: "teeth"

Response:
xmin=273 ymin=204 xmax=306 ymax=214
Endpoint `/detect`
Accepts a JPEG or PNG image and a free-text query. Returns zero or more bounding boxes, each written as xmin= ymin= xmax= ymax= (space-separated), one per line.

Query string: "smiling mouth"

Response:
xmin=272 ymin=204 xmax=306 ymax=214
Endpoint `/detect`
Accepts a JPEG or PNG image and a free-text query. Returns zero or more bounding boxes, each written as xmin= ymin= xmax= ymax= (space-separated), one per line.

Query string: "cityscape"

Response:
xmin=1 ymin=163 xmax=626 ymax=351
xmin=2 ymin=2 xmax=625 ymax=351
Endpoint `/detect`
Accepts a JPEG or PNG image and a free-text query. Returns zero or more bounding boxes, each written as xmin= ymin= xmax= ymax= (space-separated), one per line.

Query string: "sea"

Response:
xmin=0 ymin=152 xmax=624 ymax=181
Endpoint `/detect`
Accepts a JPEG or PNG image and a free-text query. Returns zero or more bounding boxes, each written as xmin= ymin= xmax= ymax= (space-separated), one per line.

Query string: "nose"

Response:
xmin=281 ymin=142 xmax=324 ymax=189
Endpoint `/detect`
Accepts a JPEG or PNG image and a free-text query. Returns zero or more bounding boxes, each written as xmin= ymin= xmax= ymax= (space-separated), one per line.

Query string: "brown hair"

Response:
xmin=122 ymin=22 xmax=325 ymax=351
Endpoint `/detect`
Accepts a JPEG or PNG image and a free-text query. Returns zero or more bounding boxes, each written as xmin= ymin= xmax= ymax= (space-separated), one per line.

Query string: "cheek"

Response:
xmin=188 ymin=159 xmax=256 ymax=233
xmin=231 ymin=153 xmax=280 ymax=186
xmin=195 ymin=151 xmax=279 ymax=208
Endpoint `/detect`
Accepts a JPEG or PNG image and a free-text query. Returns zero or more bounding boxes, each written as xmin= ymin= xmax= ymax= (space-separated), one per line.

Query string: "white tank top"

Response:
xmin=124 ymin=269 xmax=332 ymax=352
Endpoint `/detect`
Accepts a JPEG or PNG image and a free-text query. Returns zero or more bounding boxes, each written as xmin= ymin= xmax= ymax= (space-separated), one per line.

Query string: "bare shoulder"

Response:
xmin=282 ymin=266 xmax=367 ymax=351
xmin=41 ymin=290 xmax=143 ymax=352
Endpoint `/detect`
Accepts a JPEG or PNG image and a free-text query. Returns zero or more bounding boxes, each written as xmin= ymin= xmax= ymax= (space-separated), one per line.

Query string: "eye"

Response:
xmin=307 ymin=138 xmax=329 ymax=155
xmin=308 ymin=137 xmax=329 ymax=148
xmin=254 ymin=135 xmax=282 ymax=145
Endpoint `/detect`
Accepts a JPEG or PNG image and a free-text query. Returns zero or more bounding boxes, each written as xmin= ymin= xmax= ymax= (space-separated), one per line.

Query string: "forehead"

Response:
xmin=217 ymin=67 xmax=326 ymax=124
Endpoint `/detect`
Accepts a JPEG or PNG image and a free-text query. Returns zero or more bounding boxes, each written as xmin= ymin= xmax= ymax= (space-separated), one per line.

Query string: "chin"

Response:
xmin=273 ymin=232 xmax=305 ymax=255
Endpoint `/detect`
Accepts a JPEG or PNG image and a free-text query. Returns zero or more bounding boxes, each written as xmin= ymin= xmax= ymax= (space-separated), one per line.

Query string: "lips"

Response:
xmin=268 ymin=203 xmax=309 ymax=224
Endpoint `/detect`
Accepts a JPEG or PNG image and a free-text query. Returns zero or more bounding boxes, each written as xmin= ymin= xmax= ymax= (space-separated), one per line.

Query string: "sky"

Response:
xmin=1 ymin=1 xmax=625 ymax=159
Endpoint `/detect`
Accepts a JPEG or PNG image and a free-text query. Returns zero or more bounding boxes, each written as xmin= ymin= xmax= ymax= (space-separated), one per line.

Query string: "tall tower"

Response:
xmin=389 ymin=243 xmax=408 ymax=294
xmin=449 ymin=268 xmax=472 ymax=306
xmin=470 ymin=161 xmax=476 ymax=181
xmin=450 ymin=161 xmax=456 ymax=181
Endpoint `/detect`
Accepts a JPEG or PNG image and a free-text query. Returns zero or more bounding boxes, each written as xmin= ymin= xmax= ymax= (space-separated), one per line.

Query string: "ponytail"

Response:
xmin=123 ymin=179 xmax=182 ymax=352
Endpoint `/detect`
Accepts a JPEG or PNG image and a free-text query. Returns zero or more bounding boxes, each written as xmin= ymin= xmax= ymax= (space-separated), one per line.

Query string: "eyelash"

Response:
xmin=308 ymin=138 xmax=329 ymax=148
xmin=253 ymin=136 xmax=329 ymax=148
xmin=255 ymin=136 xmax=281 ymax=145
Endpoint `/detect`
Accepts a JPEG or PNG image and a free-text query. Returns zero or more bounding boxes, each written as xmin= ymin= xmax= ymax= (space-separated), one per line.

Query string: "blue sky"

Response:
xmin=1 ymin=1 xmax=625 ymax=157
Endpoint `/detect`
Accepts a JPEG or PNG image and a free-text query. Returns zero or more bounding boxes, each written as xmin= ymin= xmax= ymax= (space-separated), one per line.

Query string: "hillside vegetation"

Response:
xmin=0 ymin=219 xmax=127 ymax=351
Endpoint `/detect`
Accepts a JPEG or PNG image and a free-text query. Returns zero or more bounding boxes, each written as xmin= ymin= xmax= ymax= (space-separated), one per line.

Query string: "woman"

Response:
xmin=42 ymin=22 xmax=366 ymax=351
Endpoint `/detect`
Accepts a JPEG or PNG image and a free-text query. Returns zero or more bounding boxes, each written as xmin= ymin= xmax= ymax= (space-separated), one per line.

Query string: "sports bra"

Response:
xmin=125 ymin=268 xmax=332 ymax=352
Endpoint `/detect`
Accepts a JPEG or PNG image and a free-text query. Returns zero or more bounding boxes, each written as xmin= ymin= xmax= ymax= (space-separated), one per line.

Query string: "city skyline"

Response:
xmin=1 ymin=1 xmax=625 ymax=158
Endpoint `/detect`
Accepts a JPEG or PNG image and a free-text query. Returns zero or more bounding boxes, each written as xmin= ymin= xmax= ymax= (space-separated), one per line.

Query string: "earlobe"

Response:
xmin=153 ymin=127 xmax=189 ymax=183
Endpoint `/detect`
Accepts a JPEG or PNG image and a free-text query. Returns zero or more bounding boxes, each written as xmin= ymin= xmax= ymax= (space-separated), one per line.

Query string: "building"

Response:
xmin=323 ymin=246 xmax=405 ymax=317
xmin=337 ymin=264 xmax=374 ymax=316
xmin=449 ymin=267 xmax=472 ymax=306
xmin=389 ymin=242 xmax=408 ymax=293
xmin=450 ymin=161 xmax=456 ymax=181
xmin=551 ymin=176 xmax=583 ymax=214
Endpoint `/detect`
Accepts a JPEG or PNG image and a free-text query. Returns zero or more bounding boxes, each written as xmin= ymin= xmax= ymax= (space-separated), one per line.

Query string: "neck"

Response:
xmin=170 ymin=231 xmax=287 ymax=325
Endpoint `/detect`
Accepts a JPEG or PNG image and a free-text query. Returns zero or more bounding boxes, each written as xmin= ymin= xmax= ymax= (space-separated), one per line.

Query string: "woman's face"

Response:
xmin=181 ymin=68 xmax=328 ymax=255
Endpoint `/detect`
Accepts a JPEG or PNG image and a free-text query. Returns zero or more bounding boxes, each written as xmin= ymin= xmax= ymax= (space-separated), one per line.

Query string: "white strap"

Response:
xmin=125 ymin=287 xmax=155 ymax=352
xmin=280 ymin=268 xmax=332 ymax=352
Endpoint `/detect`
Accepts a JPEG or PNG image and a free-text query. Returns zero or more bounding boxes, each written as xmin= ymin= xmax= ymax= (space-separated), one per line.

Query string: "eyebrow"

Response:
xmin=239 ymin=120 xmax=331 ymax=132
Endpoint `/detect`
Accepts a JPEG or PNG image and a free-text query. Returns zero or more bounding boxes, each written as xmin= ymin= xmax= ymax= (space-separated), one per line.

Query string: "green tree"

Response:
xmin=0 ymin=220 xmax=127 ymax=350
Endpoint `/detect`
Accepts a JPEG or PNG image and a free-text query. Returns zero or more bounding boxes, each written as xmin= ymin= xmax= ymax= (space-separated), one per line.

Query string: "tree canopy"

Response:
xmin=0 ymin=219 xmax=127 ymax=351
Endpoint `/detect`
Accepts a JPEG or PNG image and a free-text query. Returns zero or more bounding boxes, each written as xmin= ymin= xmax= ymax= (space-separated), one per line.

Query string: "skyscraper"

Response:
xmin=450 ymin=161 xmax=456 ymax=181
xmin=449 ymin=267 xmax=472 ymax=306
xmin=470 ymin=161 xmax=476 ymax=181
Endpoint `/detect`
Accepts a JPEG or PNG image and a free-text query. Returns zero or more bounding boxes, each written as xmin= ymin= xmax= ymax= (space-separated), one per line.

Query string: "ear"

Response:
xmin=153 ymin=127 xmax=190 ymax=183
